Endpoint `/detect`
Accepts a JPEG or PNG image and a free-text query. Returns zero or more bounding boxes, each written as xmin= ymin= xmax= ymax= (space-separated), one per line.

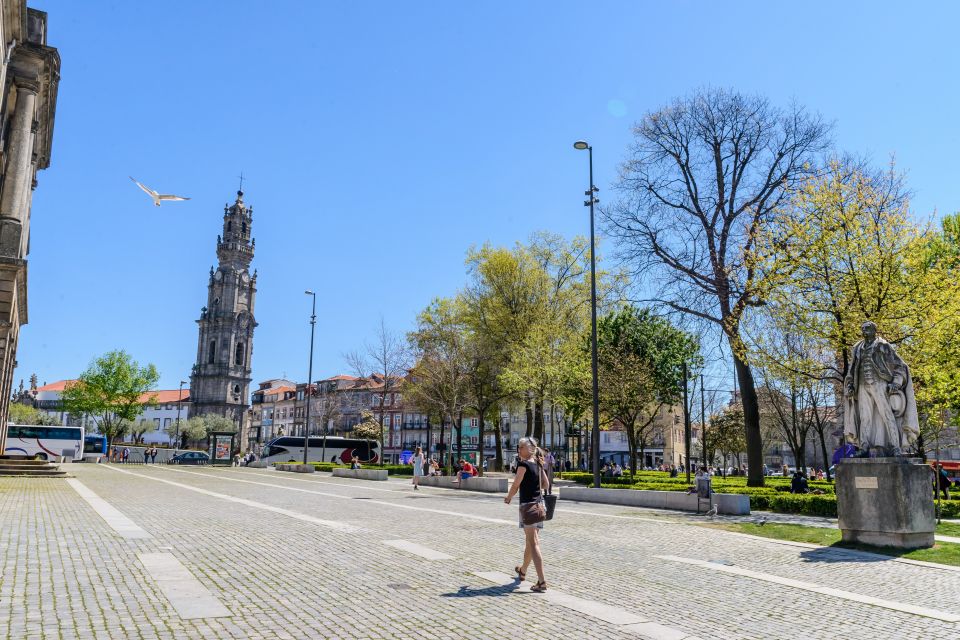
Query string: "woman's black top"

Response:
xmin=517 ymin=459 xmax=542 ymax=503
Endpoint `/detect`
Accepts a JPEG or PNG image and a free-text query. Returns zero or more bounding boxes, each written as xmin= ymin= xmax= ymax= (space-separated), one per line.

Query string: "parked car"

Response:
xmin=168 ymin=451 xmax=210 ymax=465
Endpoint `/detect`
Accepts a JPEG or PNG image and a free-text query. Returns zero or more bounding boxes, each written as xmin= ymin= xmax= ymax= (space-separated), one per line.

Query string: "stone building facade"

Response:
xmin=189 ymin=190 xmax=257 ymax=429
xmin=0 ymin=3 xmax=58 ymax=454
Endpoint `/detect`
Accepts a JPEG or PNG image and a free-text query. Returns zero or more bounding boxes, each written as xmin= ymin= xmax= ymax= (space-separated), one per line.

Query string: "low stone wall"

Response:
xmin=275 ymin=464 xmax=316 ymax=474
xmin=332 ymin=468 xmax=388 ymax=481
xmin=416 ymin=475 xmax=509 ymax=493
xmin=560 ymin=486 xmax=750 ymax=515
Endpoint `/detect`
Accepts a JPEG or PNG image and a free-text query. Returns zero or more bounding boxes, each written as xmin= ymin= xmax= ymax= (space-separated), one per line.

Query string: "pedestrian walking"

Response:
xmin=504 ymin=437 xmax=549 ymax=592
xmin=122 ymin=447 xmax=130 ymax=464
xmin=411 ymin=446 xmax=425 ymax=490
xmin=543 ymin=448 xmax=555 ymax=491
xmin=152 ymin=448 xmax=158 ymax=464
xmin=937 ymin=464 xmax=951 ymax=500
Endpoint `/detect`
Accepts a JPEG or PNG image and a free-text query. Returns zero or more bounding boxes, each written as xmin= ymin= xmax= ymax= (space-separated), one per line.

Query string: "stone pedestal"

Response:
xmin=836 ymin=457 xmax=934 ymax=549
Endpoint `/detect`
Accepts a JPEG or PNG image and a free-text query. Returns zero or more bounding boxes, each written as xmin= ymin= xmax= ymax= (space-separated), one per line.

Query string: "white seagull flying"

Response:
xmin=129 ymin=177 xmax=190 ymax=207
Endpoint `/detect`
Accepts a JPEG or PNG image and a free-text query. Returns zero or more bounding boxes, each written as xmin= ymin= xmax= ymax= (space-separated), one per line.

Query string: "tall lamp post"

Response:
xmin=303 ymin=290 xmax=317 ymax=465
xmin=574 ymin=140 xmax=602 ymax=489
xmin=174 ymin=379 xmax=187 ymax=456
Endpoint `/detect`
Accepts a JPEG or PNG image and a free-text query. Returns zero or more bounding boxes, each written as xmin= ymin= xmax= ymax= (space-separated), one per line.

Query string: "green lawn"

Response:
xmin=936 ymin=521 xmax=960 ymax=537
xmin=706 ymin=522 xmax=960 ymax=567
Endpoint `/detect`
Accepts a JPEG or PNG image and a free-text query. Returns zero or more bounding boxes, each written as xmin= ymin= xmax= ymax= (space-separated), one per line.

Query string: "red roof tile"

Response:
xmin=140 ymin=389 xmax=191 ymax=404
xmin=36 ymin=380 xmax=75 ymax=392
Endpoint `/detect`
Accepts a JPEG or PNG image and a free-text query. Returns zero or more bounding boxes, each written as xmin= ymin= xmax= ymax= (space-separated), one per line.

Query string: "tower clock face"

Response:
xmin=241 ymin=272 xmax=250 ymax=283
xmin=214 ymin=271 xmax=223 ymax=281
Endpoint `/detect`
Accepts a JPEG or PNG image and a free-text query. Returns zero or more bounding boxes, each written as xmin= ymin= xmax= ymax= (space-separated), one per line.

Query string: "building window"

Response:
xmin=208 ymin=340 xmax=216 ymax=364
xmin=235 ymin=341 xmax=245 ymax=366
xmin=154 ymin=418 xmax=161 ymax=429
xmin=470 ymin=418 xmax=479 ymax=428
xmin=163 ymin=418 xmax=171 ymax=429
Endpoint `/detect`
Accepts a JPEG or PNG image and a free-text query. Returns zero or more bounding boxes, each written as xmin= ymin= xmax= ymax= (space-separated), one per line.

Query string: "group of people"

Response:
xmin=108 ymin=446 xmax=159 ymax=463
xmin=232 ymin=451 xmax=258 ymax=467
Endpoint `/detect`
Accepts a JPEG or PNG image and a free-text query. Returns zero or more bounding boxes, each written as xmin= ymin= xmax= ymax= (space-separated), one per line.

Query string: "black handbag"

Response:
xmin=544 ymin=492 xmax=557 ymax=521
xmin=540 ymin=461 xmax=558 ymax=521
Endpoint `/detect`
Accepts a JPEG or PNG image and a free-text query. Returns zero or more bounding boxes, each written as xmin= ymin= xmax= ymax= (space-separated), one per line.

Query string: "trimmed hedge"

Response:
xmin=273 ymin=461 xmax=415 ymax=476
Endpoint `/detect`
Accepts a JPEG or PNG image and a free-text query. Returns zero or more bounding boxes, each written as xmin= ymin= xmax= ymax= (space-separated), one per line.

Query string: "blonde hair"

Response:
xmin=518 ymin=437 xmax=545 ymax=466
xmin=415 ymin=446 xmax=422 ymax=456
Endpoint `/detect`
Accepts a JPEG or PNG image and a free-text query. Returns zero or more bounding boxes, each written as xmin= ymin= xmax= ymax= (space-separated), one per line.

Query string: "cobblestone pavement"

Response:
xmin=2 ymin=465 xmax=959 ymax=640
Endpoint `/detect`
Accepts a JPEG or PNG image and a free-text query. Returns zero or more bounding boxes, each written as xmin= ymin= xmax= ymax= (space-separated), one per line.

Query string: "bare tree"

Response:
xmin=346 ymin=317 xmax=411 ymax=466
xmin=606 ymin=88 xmax=830 ymax=486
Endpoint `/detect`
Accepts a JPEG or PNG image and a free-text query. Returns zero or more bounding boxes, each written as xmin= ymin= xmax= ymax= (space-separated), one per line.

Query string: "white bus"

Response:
xmin=260 ymin=436 xmax=380 ymax=466
xmin=4 ymin=424 xmax=85 ymax=460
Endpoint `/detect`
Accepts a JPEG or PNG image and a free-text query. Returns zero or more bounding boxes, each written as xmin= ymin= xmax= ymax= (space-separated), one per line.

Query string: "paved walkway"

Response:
xmin=2 ymin=465 xmax=959 ymax=639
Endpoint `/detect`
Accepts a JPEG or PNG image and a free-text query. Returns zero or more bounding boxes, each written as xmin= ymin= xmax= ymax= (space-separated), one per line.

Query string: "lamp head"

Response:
xmin=573 ymin=140 xmax=590 ymax=150
xmin=305 ymin=290 xmax=314 ymax=295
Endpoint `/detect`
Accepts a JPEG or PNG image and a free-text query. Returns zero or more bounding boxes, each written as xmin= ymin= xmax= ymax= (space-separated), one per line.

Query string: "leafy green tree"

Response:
xmin=708 ymin=405 xmax=748 ymax=474
xmin=596 ymin=306 xmax=700 ymax=475
xmin=130 ymin=419 xmax=155 ymax=444
xmin=179 ymin=416 xmax=208 ymax=448
xmin=352 ymin=414 xmax=381 ymax=441
xmin=61 ymin=350 xmax=159 ymax=454
xmin=8 ymin=403 xmax=60 ymax=425
xmin=407 ymin=297 xmax=469 ymax=470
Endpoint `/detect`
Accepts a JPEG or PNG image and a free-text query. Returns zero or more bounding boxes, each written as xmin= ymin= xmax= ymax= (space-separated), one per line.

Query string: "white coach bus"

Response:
xmin=4 ymin=424 xmax=84 ymax=460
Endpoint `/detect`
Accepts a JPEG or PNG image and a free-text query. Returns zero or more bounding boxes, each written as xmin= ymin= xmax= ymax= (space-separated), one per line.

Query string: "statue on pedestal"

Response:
xmin=843 ymin=321 xmax=919 ymax=456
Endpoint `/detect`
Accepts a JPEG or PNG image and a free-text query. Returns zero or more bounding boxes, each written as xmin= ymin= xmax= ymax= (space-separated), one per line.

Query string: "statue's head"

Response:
xmin=861 ymin=321 xmax=877 ymax=341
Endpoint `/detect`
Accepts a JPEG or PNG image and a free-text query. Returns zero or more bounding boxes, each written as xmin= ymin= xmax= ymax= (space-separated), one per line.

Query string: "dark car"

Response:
xmin=168 ymin=451 xmax=210 ymax=465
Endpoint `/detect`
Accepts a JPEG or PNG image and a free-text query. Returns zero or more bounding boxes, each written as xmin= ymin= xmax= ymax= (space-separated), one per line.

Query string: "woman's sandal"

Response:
xmin=531 ymin=581 xmax=548 ymax=592
xmin=514 ymin=566 xmax=526 ymax=580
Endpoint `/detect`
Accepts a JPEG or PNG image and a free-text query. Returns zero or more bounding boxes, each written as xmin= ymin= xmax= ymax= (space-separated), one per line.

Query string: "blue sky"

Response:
xmin=17 ymin=1 xmax=960 ymax=393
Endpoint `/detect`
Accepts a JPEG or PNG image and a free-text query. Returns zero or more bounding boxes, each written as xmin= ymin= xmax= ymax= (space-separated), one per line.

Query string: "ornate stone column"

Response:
xmin=0 ymin=81 xmax=37 ymax=258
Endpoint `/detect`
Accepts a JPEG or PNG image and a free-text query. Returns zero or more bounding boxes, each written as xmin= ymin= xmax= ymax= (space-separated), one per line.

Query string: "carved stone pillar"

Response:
xmin=0 ymin=82 xmax=37 ymax=258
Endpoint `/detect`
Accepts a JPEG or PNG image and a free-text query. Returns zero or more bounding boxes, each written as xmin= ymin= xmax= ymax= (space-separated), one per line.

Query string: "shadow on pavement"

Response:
xmin=441 ymin=582 xmax=522 ymax=598
xmin=799 ymin=544 xmax=894 ymax=564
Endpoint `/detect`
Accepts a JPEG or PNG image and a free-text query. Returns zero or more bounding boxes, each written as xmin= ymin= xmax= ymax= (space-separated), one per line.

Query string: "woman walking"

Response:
xmin=411 ymin=446 xmax=425 ymax=490
xmin=504 ymin=437 xmax=549 ymax=592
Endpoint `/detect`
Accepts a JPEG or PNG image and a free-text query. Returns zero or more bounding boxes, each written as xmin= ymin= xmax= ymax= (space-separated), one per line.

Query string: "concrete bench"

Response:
xmin=560 ymin=486 xmax=750 ymax=515
xmin=416 ymin=475 xmax=509 ymax=493
xmin=332 ymin=468 xmax=388 ymax=481
xmin=275 ymin=464 xmax=316 ymax=473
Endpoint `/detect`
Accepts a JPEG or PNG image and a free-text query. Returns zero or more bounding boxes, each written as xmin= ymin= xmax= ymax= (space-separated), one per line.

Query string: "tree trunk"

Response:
xmin=525 ymin=395 xmax=533 ymax=438
xmin=477 ymin=412 xmax=486 ymax=476
xmin=494 ymin=413 xmax=504 ymax=472
xmin=456 ymin=410 xmax=463 ymax=463
xmin=817 ymin=425 xmax=831 ymax=481
xmin=733 ymin=351 xmax=765 ymax=487
xmin=626 ymin=424 xmax=637 ymax=477
xmin=439 ymin=417 xmax=447 ymax=470
xmin=533 ymin=399 xmax=544 ymax=442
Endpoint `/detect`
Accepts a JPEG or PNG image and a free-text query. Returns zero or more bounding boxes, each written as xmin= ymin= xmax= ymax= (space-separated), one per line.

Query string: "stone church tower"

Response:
xmin=190 ymin=189 xmax=258 ymax=426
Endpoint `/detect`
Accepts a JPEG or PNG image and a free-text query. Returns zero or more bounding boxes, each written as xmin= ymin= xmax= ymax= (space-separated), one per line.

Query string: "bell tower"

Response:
xmin=190 ymin=189 xmax=258 ymax=425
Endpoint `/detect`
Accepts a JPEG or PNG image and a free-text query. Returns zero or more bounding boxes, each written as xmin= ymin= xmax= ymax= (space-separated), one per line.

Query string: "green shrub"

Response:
xmin=273 ymin=461 xmax=415 ymax=475
xmin=766 ymin=494 xmax=838 ymax=517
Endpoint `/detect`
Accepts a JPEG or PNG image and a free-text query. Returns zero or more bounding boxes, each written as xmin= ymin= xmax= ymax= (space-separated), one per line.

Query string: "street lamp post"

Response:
xmin=303 ymin=290 xmax=317 ymax=465
xmin=574 ymin=140 xmax=602 ymax=489
xmin=174 ymin=380 xmax=186 ymax=456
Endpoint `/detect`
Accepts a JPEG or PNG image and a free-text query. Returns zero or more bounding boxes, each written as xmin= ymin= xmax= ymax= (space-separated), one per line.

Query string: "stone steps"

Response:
xmin=0 ymin=458 xmax=67 ymax=477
